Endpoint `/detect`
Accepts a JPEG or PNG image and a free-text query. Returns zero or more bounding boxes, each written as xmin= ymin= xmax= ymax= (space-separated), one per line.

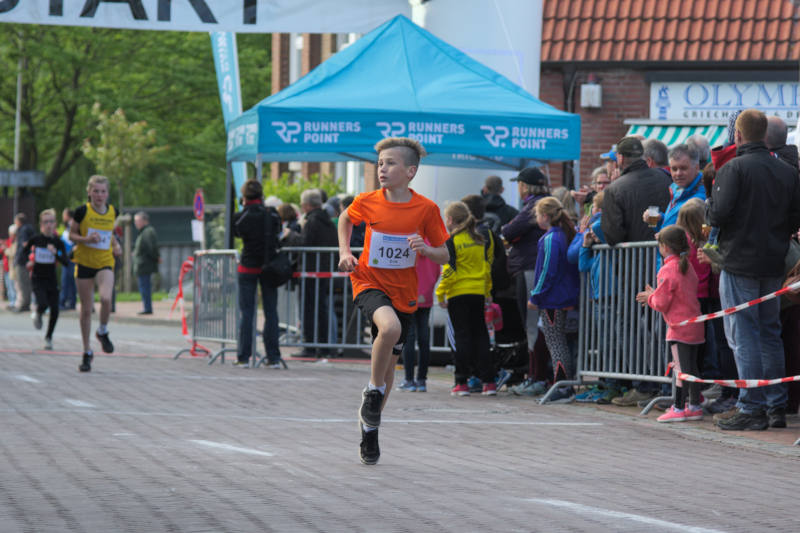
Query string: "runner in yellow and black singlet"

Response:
xmin=70 ymin=175 xmax=121 ymax=372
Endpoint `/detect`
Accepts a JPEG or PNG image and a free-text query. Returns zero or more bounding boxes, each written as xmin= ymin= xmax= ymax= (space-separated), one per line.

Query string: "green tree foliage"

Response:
xmin=0 ymin=25 xmax=271 ymax=213
xmin=82 ymin=103 xmax=168 ymax=213
xmin=261 ymin=173 xmax=343 ymax=206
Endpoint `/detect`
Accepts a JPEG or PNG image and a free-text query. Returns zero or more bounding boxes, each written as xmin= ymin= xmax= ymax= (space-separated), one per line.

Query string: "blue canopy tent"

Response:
xmin=223 ymin=14 xmax=580 ymax=241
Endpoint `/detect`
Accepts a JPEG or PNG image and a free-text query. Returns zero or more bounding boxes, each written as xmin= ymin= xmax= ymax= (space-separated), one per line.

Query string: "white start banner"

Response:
xmin=0 ymin=0 xmax=410 ymax=33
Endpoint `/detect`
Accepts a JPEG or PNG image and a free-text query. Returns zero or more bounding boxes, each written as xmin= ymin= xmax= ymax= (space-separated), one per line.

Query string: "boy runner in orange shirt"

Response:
xmin=338 ymin=137 xmax=450 ymax=465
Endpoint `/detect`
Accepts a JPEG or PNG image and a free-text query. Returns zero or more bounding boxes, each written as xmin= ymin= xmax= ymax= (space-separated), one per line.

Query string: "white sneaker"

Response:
xmin=33 ymin=313 xmax=43 ymax=330
xmin=43 ymin=337 xmax=53 ymax=350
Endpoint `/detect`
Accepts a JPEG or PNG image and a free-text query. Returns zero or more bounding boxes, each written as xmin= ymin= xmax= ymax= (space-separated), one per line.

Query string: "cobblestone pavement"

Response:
xmin=1 ymin=310 xmax=798 ymax=532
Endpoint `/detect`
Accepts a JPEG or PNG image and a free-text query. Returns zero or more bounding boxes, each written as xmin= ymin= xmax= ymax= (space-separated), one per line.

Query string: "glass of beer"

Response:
xmin=701 ymin=224 xmax=711 ymax=239
xmin=646 ymin=206 xmax=660 ymax=227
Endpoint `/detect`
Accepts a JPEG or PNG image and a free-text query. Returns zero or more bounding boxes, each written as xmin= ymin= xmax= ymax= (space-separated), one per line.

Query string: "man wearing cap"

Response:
xmin=481 ymin=175 xmax=519 ymax=232
xmin=500 ymin=167 xmax=550 ymax=393
xmin=601 ymin=136 xmax=671 ymax=246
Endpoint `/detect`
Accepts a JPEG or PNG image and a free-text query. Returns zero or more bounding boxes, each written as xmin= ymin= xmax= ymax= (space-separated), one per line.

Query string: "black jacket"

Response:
xmin=233 ymin=202 xmax=280 ymax=269
xmin=708 ymin=142 xmax=800 ymax=278
xmin=300 ymin=207 xmax=338 ymax=272
xmin=772 ymin=144 xmax=799 ymax=170
xmin=484 ymin=193 xmax=519 ymax=227
xmin=601 ymin=159 xmax=672 ymax=245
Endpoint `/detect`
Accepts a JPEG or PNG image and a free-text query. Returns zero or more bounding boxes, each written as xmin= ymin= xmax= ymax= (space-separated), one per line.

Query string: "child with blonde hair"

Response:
xmin=530 ymin=197 xmax=580 ymax=402
xmin=22 ymin=209 xmax=70 ymax=349
xmin=437 ymin=201 xmax=495 ymax=396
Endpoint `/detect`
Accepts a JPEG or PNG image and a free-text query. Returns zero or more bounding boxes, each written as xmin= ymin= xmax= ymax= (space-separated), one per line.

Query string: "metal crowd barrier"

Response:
xmin=174 ymin=246 xmax=456 ymax=367
xmin=173 ymin=249 xmax=239 ymax=364
xmin=273 ymin=246 xmax=453 ymax=357
xmin=542 ymin=241 xmax=674 ymax=413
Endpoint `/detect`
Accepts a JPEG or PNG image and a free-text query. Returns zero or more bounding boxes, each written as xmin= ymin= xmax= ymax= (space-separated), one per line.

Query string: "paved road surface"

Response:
xmin=1 ymin=310 xmax=798 ymax=532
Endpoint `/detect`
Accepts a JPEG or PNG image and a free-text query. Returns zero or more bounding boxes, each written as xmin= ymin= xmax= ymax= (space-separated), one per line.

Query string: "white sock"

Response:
xmin=688 ymin=404 xmax=702 ymax=411
xmin=363 ymin=424 xmax=377 ymax=433
xmin=368 ymin=382 xmax=386 ymax=395
xmin=97 ymin=324 xmax=108 ymax=335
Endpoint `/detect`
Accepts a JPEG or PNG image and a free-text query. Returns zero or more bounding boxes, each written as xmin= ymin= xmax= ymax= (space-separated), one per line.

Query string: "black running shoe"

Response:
xmin=79 ymin=352 xmax=93 ymax=372
xmin=716 ymin=410 xmax=769 ymax=431
xmin=768 ymin=408 xmax=787 ymax=428
xmin=359 ymin=423 xmax=380 ymax=465
xmin=95 ymin=330 xmax=114 ymax=353
xmin=359 ymin=387 xmax=383 ymax=428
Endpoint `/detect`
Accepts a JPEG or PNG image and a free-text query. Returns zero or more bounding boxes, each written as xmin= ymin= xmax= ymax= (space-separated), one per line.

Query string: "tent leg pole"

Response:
xmin=225 ymin=160 xmax=233 ymax=249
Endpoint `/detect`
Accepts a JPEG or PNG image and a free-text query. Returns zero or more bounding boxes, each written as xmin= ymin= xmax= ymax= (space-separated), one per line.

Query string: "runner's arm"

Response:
xmin=337 ymin=210 xmax=357 ymax=271
xmin=419 ymin=243 xmax=449 ymax=265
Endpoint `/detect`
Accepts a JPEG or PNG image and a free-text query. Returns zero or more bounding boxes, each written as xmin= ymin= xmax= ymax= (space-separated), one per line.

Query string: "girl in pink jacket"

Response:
xmin=636 ymin=225 xmax=705 ymax=422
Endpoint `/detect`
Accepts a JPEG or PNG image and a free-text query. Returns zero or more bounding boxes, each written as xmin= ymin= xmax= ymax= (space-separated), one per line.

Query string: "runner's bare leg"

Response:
xmin=77 ymin=278 xmax=94 ymax=352
xmin=96 ymin=269 xmax=114 ymax=326
xmin=370 ymin=305 xmax=402 ymax=391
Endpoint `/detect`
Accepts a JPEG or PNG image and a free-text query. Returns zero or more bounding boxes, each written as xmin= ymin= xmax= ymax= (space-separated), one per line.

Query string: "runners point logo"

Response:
xmin=480 ymin=125 xmax=510 ymax=147
xmin=272 ymin=121 xmax=301 ymax=143
xmin=272 ymin=120 xmax=360 ymax=144
xmin=377 ymin=121 xmax=464 ymax=145
xmin=482 ymin=124 xmax=569 ymax=150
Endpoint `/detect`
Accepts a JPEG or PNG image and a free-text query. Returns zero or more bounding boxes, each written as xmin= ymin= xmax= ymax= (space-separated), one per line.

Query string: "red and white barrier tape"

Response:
xmin=673 ymin=280 xmax=800 ymax=326
xmin=677 ymin=372 xmax=800 ymax=388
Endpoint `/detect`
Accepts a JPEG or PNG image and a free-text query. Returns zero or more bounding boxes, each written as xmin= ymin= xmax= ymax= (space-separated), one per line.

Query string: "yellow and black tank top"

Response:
xmin=72 ymin=202 xmax=117 ymax=269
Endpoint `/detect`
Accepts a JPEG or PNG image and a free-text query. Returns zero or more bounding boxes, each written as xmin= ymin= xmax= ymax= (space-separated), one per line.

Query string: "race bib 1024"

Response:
xmin=368 ymin=231 xmax=416 ymax=269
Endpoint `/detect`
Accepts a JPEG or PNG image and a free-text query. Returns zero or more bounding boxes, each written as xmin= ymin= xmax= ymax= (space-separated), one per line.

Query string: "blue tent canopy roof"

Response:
xmin=226 ymin=15 xmax=581 ymax=169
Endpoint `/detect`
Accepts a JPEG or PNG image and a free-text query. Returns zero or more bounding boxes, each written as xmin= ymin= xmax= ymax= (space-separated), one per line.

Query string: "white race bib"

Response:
xmin=86 ymin=228 xmax=112 ymax=250
xmin=34 ymin=247 xmax=56 ymax=264
xmin=368 ymin=231 xmax=416 ymax=269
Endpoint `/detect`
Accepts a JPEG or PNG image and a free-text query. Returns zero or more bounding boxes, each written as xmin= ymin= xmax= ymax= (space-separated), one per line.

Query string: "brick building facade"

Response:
xmin=268 ymin=1 xmax=799 ymax=191
xmin=540 ymin=0 xmax=800 ymax=188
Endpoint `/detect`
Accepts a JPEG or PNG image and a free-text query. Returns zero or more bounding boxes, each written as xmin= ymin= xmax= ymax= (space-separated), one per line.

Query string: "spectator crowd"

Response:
xmin=3 ymin=108 xmax=799 ymax=434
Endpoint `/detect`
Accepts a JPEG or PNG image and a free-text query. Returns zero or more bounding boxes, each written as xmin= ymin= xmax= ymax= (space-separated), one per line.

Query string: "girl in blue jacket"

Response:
xmin=530 ymin=197 xmax=580 ymax=401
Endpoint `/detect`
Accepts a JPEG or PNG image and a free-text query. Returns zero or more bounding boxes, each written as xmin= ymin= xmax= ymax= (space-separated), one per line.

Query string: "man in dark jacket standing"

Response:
xmin=482 ymin=175 xmax=519 ymax=232
xmin=601 ymin=137 xmax=672 ymax=245
xmin=500 ymin=167 xmax=549 ymax=393
xmin=297 ymin=188 xmax=339 ymax=357
xmin=710 ymin=109 xmax=800 ymax=431
xmin=232 ymin=179 xmax=283 ymax=368
xmin=133 ymin=212 xmax=159 ymax=315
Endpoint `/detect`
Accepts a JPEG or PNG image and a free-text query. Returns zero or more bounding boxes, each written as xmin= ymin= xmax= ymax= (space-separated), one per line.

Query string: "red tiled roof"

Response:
xmin=542 ymin=0 xmax=800 ymax=63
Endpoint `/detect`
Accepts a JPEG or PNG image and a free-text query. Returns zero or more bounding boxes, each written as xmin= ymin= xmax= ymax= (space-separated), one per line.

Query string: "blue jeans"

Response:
xmin=59 ymin=260 xmax=76 ymax=309
xmin=137 ymin=274 xmax=152 ymax=313
xmin=4 ymin=272 xmax=16 ymax=306
xmin=719 ymin=271 xmax=786 ymax=414
xmin=238 ymin=271 xmax=280 ymax=364
xmin=403 ymin=306 xmax=431 ymax=382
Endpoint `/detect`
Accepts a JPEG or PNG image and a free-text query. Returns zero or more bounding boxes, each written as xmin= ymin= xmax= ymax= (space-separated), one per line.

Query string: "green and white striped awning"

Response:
xmin=625 ymin=124 xmax=728 ymax=148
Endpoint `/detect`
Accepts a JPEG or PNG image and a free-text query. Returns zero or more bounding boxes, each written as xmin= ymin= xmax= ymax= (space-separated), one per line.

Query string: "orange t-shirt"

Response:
xmin=347 ymin=188 xmax=449 ymax=313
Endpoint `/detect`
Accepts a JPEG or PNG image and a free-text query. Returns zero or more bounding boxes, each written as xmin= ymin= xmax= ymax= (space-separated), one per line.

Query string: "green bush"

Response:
xmin=261 ymin=172 xmax=343 ymax=205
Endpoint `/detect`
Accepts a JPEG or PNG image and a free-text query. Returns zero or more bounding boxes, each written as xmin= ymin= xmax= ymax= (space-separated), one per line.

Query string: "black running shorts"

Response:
xmin=354 ymin=289 xmax=413 ymax=355
xmin=76 ymin=264 xmax=113 ymax=279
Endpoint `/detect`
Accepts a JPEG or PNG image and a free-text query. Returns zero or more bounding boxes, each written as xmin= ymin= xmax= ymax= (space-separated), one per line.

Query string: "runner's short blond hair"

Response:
xmin=374 ymin=137 xmax=427 ymax=167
